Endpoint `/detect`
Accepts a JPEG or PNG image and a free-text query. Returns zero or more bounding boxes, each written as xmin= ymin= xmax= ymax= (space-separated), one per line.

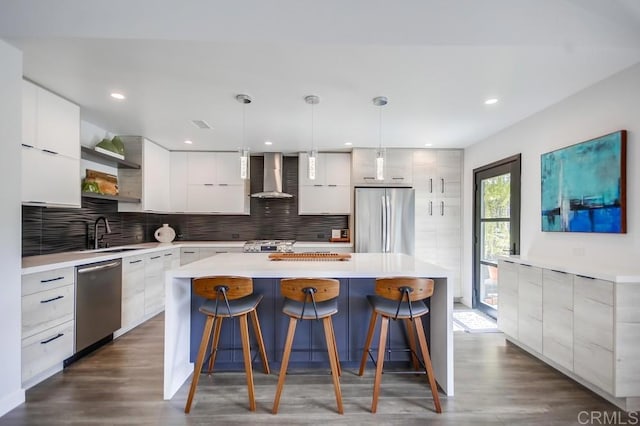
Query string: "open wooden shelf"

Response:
xmin=80 ymin=146 xmax=140 ymax=169
xmin=81 ymin=192 xmax=140 ymax=203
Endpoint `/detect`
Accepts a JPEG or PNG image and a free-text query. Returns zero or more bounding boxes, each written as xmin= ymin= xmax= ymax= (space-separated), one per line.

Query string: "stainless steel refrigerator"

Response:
xmin=355 ymin=187 xmax=415 ymax=255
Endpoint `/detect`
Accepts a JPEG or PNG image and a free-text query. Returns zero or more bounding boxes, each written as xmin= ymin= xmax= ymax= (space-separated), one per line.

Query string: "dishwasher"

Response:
xmin=74 ymin=259 xmax=122 ymax=355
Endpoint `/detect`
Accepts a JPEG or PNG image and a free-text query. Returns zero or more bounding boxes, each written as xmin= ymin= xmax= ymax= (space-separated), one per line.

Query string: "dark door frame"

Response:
xmin=472 ymin=154 xmax=521 ymax=318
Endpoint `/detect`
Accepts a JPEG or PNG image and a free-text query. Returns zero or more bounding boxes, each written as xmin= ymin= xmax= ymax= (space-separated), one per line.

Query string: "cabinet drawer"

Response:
xmin=22 ymin=284 xmax=74 ymax=338
xmin=22 ymin=267 xmax=74 ymax=296
xmin=22 ymin=320 xmax=74 ymax=383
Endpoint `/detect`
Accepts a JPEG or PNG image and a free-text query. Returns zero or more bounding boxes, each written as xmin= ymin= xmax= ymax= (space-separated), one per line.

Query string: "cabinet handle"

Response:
xmin=429 ymin=178 xmax=433 ymax=193
xmin=440 ymin=201 xmax=444 ymax=216
xmin=129 ymin=259 xmax=143 ymax=264
xmin=576 ymin=274 xmax=596 ymax=280
xmin=441 ymin=178 xmax=445 ymax=193
xmin=40 ymin=295 xmax=64 ymax=304
xmin=204 ymin=183 xmax=214 ymax=186
xmin=21 ymin=143 xmax=34 ymax=148
xmin=429 ymin=201 xmax=433 ymax=216
xmin=41 ymin=276 xmax=64 ymax=283
xmin=183 ymin=251 xmax=196 ymax=254
xmin=219 ymin=183 xmax=228 ymax=186
xmin=328 ymin=184 xmax=337 ymax=187
xmin=215 ymin=251 xmax=228 ymax=253
xmin=42 ymin=149 xmax=59 ymax=155
xmin=150 ymin=255 xmax=161 ymax=259
xmin=363 ymin=177 xmax=376 ymax=180
xmin=314 ymin=184 xmax=323 ymax=187
xmin=41 ymin=333 xmax=64 ymax=344
xmin=164 ymin=253 xmax=173 ymax=257
xmin=521 ymin=264 xmax=532 ymax=268
xmin=550 ymin=269 xmax=567 ymax=274
xmin=391 ymin=177 xmax=404 ymax=180
xmin=504 ymin=260 xmax=515 ymax=264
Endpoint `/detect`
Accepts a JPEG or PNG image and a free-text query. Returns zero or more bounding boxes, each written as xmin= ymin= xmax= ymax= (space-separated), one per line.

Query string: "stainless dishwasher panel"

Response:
xmin=75 ymin=259 xmax=122 ymax=353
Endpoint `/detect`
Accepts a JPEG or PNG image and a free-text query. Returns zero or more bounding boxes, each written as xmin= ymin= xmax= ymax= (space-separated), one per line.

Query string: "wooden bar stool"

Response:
xmin=272 ymin=278 xmax=343 ymax=415
xmin=358 ymin=277 xmax=442 ymax=414
xmin=185 ymin=276 xmax=270 ymax=413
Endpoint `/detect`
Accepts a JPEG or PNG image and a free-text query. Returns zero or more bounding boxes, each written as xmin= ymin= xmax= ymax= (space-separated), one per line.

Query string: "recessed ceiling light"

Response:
xmin=424 ymin=143 xmax=433 ymax=147
xmin=184 ymin=140 xmax=193 ymax=145
xmin=265 ymin=141 xmax=273 ymax=146
xmin=110 ymin=92 xmax=126 ymax=100
xmin=344 ymin=142 xmax=353 ymax=146
xmin=484 ymin=98 xmax=498 ymax=105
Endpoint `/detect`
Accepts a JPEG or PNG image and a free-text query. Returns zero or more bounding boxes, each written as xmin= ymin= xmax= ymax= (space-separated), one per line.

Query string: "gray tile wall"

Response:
xmin=22 ymin=156 xmax=349 ymax=256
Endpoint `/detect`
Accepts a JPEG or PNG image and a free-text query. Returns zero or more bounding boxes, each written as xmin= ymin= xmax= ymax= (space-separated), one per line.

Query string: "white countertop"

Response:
xmin=21 ymin=241 xmax=354 ymax=274
xmin=168 ymin=252 xmax=450 ymax=279
xmin=498 ymin=255 xmax=640 ymax=283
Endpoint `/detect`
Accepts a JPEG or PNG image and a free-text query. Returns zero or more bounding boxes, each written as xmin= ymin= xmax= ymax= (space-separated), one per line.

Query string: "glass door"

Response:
xmin=473 ymin=155 xmax=521 ymax=318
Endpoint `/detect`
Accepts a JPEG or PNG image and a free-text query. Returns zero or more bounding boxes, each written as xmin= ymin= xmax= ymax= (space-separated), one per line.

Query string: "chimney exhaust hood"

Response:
xmin=250 ymin=152 xmax=294 ymax=199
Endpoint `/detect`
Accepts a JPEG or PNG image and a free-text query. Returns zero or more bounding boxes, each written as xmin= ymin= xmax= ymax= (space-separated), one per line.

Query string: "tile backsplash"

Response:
xmin=22 ymin=156 xmax=348 ymax=257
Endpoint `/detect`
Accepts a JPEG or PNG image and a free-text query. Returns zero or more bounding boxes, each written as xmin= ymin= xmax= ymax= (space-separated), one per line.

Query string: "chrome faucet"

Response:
xmin=93 ymin=216 xmax=112 ymax=249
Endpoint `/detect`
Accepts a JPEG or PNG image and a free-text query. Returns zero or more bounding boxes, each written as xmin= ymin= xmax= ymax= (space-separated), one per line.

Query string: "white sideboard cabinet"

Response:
xmin=497 ymin=257 xmax=640 ymax=411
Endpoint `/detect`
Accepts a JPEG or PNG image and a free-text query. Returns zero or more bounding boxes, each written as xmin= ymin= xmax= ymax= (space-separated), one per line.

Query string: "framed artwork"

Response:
xmin=541 ymin=130 xmax=627 ymax=233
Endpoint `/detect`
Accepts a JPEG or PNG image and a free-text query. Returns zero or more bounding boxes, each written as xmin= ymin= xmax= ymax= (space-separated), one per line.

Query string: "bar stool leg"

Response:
xmin=404 ymin=318 xmax=420 ymax=371
xmin=414 ymin=317 xmax=442 ymax=413
xmin=328 ymin=318 xmax=342 ymax=377
xmin=207 ymin=317 xmax=223 ymax=374
xmin=185 ymin=315 xmax=215 ymax=413
xmin=239 ymin=313 xmax=256 ymax=411
xmin=371 ymin=315 xmax=389 ymax=413
xmin=323 ymin=317 xmax=344 ymax=414
xmin=272 ymin=317 xmax=297 ymax=414
xmin=358 ymin=310 xmax=379 ymax=376
xmin=250 ymin=309 xmax=270 ymax=374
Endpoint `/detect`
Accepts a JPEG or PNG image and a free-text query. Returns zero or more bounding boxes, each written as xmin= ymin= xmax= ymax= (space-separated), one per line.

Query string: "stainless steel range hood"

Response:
xmin=250 ymin=152 xmax=293 ymax=198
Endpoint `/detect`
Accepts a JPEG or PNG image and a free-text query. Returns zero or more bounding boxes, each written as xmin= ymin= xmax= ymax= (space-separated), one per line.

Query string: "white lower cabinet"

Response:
xmin=22 ymin=320 xmax=74 ymax=383
xmin=497 ymin=260 xmax=518 ymax=338
xmin=180 ymin=246 xmax=243 ymax=265
xmin=517 ymin=264 xmax=542 ymax=353
xmin=21 ymin=267 xmax=76 ymax=385
xmin=573 ymin=275 xmax=614 ymax=394
xmin=542 ymin=269 xmax=573 ymax=371
xmin=121 ymin=255 xmax=146 ymax=328
xmin=144 ymin=253 xmax=165 ymax=315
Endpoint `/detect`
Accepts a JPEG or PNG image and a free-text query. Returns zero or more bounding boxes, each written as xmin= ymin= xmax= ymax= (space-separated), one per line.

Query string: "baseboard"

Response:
xmin=0 ymin=388 xmax=25 ymax=418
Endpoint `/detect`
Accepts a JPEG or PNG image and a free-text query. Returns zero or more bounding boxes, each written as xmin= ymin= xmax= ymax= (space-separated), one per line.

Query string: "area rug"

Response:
xmin=453 ymin=310 xmax=500 ymax=333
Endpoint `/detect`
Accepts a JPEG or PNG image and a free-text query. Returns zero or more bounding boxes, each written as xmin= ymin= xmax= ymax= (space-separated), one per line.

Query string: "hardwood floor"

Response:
xmin=1 ymin=313 xmax=633 ymax=425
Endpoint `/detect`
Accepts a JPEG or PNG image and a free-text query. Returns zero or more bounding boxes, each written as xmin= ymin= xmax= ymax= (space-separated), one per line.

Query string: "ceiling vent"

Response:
xmin=191 ymin=119 xmax=211 ymax=129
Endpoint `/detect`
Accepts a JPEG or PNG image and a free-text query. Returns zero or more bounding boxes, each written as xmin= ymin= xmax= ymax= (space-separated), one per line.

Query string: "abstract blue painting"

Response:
xmin=541 ymin=131 xmax=627 ymax=233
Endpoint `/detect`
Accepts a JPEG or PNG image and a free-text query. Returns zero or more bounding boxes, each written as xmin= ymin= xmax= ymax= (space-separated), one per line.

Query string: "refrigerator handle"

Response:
xmin=385 ymin=195 xmax=391 ymax=253
xmin=381 ymin=195 xmax=387 ymax=253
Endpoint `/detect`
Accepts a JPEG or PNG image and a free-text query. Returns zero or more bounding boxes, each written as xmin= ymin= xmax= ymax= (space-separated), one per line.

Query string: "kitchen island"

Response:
xmin=163 ymin=253 xmax=454 ymax=400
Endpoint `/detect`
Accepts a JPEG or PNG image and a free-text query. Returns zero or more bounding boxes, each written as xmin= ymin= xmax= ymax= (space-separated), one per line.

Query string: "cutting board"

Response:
xmin=86 ymin=169 xmax=119 ymax=195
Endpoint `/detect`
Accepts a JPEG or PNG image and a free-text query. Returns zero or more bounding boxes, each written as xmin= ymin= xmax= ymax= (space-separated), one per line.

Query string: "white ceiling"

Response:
xmin=2 ymin=0 xmax=640 ymax=153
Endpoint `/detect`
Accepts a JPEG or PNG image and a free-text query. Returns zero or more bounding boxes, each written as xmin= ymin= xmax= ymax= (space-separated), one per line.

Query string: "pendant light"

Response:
xmin=236 ymin=94 xmax=252 ymax=180
xmin=305 ymin=95 xmax=320 ymax=180
xmin=373 ymin=96 xmax=388 ymax=181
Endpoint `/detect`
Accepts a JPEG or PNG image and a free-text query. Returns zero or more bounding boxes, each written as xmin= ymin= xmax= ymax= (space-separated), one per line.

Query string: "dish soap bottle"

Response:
xmin=154 ymin=224 xmax=176 ymax=243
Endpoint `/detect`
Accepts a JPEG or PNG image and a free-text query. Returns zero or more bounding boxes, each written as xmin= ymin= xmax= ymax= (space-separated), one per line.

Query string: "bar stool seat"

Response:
xmin=184 ymin=276 xmax=270 ymax=414
xmin=272 ymin=278 xmax=343 ymax=415
xmin=359 ymin=277 xmax=442 ymax=414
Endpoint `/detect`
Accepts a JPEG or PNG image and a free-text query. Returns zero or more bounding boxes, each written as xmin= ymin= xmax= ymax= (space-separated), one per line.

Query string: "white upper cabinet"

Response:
xmin=170 ymin=152 xmax=188 ymax=212
xmin=298 ymin=152 xmax=351 ymax=215
xmin=21 ymin=80 xmax=81 ymax=207
xmin=143 ymin=140 xmax=171 ymax=212
xmin=351 ymin=148 xmax=413 ymax=185
xmin=184 ymin=152 xmax=249 ymax=214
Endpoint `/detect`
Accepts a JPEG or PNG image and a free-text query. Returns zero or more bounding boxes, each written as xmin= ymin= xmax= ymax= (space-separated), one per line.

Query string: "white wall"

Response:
xmin=0 ymin=39 xmax=25 ymax=416
xmin=462 ymin=63 xmax=640 ymax=306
